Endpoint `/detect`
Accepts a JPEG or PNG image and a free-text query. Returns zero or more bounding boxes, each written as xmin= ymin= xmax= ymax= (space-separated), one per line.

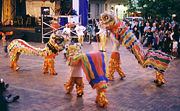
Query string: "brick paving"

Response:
xmin=0 ymin=40 xmax=180 ymax=111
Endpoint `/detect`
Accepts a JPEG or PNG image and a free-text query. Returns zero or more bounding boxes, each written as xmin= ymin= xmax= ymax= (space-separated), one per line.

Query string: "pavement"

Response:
xmin=0 ymin=40 xmax=180 ymax=111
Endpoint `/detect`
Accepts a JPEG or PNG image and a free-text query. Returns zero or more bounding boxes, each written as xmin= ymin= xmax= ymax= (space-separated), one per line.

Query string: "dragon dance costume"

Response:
xmin=65 ymin=44 xmax=109 ymax=107
xmin=64 ymin=44 xmax=84 ymax=97
xmin=8 ymin=33 xmax=64 ymax=75
xmin=100 ymin=12 xmax=172 ymax=86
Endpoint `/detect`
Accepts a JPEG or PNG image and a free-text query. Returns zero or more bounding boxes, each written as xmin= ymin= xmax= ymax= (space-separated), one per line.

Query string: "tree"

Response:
xmin=137 ymin=0 xmax=180 ymax=19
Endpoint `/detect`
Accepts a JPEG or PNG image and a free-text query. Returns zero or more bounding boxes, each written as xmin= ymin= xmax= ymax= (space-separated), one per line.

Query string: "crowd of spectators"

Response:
xmin=127 ymin=17 xmax=180 ymax=57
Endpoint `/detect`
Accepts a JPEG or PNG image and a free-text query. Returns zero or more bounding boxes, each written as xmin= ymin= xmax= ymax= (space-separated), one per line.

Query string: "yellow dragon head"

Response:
xmin=47 ymin=33 xmax=65 ymax=54
xmin=67 ymin=43 xmax=82 ymax=57
xmin=100 ymin=11 xmax=118 ymax=28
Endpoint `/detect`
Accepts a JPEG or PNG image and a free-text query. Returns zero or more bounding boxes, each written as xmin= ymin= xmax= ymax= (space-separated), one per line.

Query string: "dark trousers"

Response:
xmin=4 ymin=46 xmax=8 ymax=53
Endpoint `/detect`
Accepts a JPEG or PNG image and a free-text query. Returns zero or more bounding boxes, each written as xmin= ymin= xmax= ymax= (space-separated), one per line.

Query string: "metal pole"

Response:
xmin=41 ymin=14 xmax=44 ymax=43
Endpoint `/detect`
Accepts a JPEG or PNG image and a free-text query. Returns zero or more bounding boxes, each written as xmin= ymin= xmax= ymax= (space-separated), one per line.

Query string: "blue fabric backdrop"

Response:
xmin=79 ymin=0 xmax=88 ymax=26
xmin=59 ymin=17 xmax=68 ymax=26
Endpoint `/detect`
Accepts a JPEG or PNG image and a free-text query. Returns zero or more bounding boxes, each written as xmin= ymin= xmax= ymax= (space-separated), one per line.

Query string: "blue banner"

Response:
xmin=79 ymin=0 xmax=88 ymax=26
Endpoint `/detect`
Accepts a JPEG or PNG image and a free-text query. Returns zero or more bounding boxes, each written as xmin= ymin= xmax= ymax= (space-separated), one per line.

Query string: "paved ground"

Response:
xmin=0 ymin=40 xmax=180 ymax=111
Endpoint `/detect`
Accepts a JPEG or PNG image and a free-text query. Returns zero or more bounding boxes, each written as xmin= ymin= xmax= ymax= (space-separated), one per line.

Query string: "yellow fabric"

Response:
xmin=95 ymin=87 xmax=108 ymax=107
xmin=42 ymin=58 xmax=56 ymax=75
xmin=78 ymin=35 xmax=84 ymax=45
xmin=155 ymin=71 xmax=165 ymax=84
xmin=108 ymin=57 xmax=125 ymax=80
xmin=100 ymin=34 xmax=107 ymax=51
xmin=9 ymin=53 xmax=19 ymax=71
xmin=64 ymin=77 xmax=84 ymax=96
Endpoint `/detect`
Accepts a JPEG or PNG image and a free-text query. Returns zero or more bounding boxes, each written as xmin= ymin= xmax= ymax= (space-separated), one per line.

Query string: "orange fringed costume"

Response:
xmin=42 ymin=53 xmax=57 ymax=75
xmin=108 ymin=52 xmax=125 ymax=80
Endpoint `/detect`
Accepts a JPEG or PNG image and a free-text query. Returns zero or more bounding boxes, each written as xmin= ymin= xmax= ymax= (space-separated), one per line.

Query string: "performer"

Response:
xmin=42 ymin=33 xmax=62 ymax=75
xmin=64 ymin=44 xmax=84 ymax=97
xmin=96 ymin=23 xmax=107 ymax=52
xmin=62 ymin=24 xmax=71 ymax=41
xmin=108 ymin=33 xmax=125 ymax=80
xmin=75 ymin=23 xmax=86 ymax=46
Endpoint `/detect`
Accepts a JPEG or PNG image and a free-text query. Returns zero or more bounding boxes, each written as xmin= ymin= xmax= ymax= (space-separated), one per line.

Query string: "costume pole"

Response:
xmin=96 ymin=34 xmax=100 ymax=50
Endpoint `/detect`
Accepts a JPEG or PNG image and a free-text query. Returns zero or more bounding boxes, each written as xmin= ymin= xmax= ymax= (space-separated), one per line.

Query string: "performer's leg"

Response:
xmin=75 ymin=77 xmax=84 ymax=97
xmin=108 ymin=66 xmax=115 ymax=81
xmin=81 ymin=35 xmax=84 ymax=45
xmin=78 ymin=36 xmax=81 ymax=44
xmin=116 ymin=66 xmax=125 ymax=80
xmin=42 ymin=58 xmax=48 ymax=74
xmin=64 ymin=77 xmax=75 ymax=94
xmin=159 ymin=73 xmax=165 ymax=84
xmin=104 ymin=34 xmax=107 ymax=51
xmin=48 ymin=59 xmax=57 ymax=75
xmin=100 ymin=34 xmax=103 ymax=51
xmin=154 ymin=71 xmax=165 ymax=85
xmin=101 ymin=34 xmax=107 ymax=51
xmin=95 ymin=87 xmax=108 ymax=107
xmin=154 ymin=71 xmax=159 ymax=83
xmin=108 ymin=58 xmax=116 ymax=81
xmin=13 ymin=53 xmax=20 ymax=71
xmin=9 ymin=57 xmax=15 ymax=68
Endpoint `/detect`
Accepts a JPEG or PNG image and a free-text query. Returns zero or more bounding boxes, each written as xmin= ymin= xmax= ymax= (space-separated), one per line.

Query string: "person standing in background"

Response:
xmin=75 ymin=23 xmax=86 ymax=46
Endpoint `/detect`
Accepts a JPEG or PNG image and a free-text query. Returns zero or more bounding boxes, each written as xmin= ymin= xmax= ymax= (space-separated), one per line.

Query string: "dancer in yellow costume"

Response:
xmin=64 ymin=44 xmax=84 ymax=97
xmin=96 ymin=25 xmax=107 ymax=52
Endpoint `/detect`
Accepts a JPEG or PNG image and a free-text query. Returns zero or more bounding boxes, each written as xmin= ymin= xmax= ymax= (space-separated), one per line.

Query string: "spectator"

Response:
xmin=146 ymin=28 xmax=154 ymax=48
xmin=173 ymin=18 xmax=179 ymax=42
xmin=162 ymin=33 xmax=171 ymax=53
xmin=159 ymin=30 xmax=165 ymax=49
xmin=151 ymin=23 xmax=156 ymax=33
xmin=131 ymin=19 xmax=136 ymax=30
xmin=85 ymin=24 xmax=92 ymax=44
xmin=0 ymin=79 xmax=20 ymax=111
xmin=171 ymin=39 xmax=178 ymax=57
xmin=153 ymin=28 xmax=159 ymax=50
xmin=140 ymin=20 xmax=145 ymax=38
xmin=1 ymin=32 xmax=8 ymax=56
xmin=144 ymin=22 xmax=150 ymax=33
xmin=167 ymin=23 xmax=172 ymax=32
xmin=133 ymin=21 xmax=139 ymax=39
xmin=75 ymin=23 xmax=86 ymax=46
